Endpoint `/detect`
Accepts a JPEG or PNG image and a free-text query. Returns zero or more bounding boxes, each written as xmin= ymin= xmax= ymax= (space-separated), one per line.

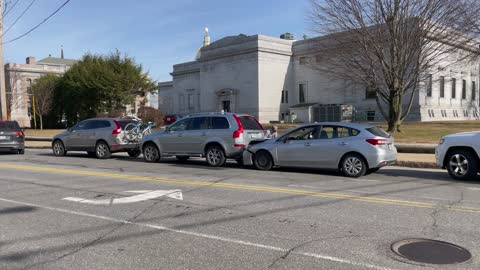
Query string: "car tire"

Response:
xmin=253 ymin=150 xmax=273 ymax=171
xmin=446 ymin=150 xmax=478 ymax=180
xmin=176 ymin=156 xmax=190 ymax=162
xmin=366 ymin=168 xmax=380 ymax=175
xmin=341 ymin=153 xmax=367 ymax=178
xmin=128 ymin=149 xmax=141 ymax=158
xmin=95 ymin=141 xmax=111 ymax=159
xmin=143 ymin=143 xmax=160 ymax=163
xmin=205 ymin=145 xmax=226 ymax=167
xmin=52 ymin=140 xmax=66 ymax=156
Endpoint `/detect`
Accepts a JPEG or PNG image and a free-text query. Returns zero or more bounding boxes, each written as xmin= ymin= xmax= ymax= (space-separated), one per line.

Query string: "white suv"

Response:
xmin=436 ymin=132 xmax=480 ymax=180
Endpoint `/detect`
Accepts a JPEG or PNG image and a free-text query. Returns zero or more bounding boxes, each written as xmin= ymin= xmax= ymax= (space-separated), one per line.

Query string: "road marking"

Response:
xmin=0 ymin=163 xmax=479 ymax=213
xmin=0 ymin=197 xmax=395 ymax=270
xmin=63 ymin=190 xmax=183 ymax=205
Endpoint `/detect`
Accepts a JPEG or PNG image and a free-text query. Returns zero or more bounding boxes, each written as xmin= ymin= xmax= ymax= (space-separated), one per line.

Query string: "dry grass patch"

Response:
xmin=24 ymin=129 xmax=64 ymax=137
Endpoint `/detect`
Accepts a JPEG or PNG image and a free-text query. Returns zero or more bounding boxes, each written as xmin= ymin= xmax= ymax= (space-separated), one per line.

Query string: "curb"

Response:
xmin=25 ymin=136 xmax=52 ymax=142
xmin=395 ymin=161 xmax=440 ymax=169
xmin=396 ymin=144 xmax=436 ymax=154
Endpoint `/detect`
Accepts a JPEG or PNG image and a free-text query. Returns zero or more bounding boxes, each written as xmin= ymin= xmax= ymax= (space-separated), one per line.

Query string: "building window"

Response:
xmin=365 ymin=86 xmax=377 ymax=99
xmin=440 ymin=76 xmax=445 ymax=98
xmin=426 ymin=74 xmax=432 ymax=97
xmin=281 ymin=90 xmax=288 ymax=104
xmin=367 ymin=110 xmax=376 ymax=121
xmin=299 ymin=83 xmax=306 ymax=103
xmin=472 ymin=81 xmax=476 ymax=100
xmin=179 ymin=94 xmax=185 ymax=110
xmin=451 ymin=78 xmax=456 ymax=99
xmin=462 ymin=80 xmax=467 ymax=99
xmin=188 ymin=94 xmax=194 ymax=109
xmin=299 ymin=57 xmax=307 ymax=65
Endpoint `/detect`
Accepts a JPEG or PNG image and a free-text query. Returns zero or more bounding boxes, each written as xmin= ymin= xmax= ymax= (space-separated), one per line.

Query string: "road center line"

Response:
xmin=0 ymin=197 xmax=394 ymax=270
xmin=0 ymin=163 xmax=479 ymax=213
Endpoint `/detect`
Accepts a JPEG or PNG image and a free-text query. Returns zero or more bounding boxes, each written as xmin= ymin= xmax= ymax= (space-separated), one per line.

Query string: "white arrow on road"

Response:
xmin=63 ymin=190 xmax=183 ymax=205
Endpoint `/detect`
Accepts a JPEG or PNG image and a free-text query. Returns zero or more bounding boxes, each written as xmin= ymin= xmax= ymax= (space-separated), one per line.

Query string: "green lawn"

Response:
xmin=264 ymin=121 xmax=480 ymax=144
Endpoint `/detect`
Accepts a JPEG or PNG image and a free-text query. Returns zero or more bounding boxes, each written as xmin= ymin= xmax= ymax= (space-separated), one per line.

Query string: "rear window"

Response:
xmin=238 ymin=116 xmax=263 ymax=130
xmin=118 ymin=120 xmax=135 ymax=129
xmin=211 ymin=117 xmax=229 ymax=129
xmin=0 ymin=121 xmax=21 ymax=131
xmin=366 ymin=127 xmax=391 ymax=138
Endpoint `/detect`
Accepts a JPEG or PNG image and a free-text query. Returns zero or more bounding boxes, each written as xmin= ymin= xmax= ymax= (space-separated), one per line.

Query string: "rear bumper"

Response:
xmin=110 ymin=143 xmax=139 ymax=152
xmin=0 ymin=143 xmax=24 ymax=151
xmin=368 ymin=147 xmax=397 ymax=168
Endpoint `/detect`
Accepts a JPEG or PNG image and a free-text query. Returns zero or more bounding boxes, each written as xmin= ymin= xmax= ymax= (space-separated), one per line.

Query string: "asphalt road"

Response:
xmin=0 ymin=149 xmax=480 ymax=270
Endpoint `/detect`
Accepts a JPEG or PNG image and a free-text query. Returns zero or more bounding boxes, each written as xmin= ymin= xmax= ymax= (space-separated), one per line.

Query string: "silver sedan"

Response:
xmin=243 ymin=122 xmax=397 ymax=177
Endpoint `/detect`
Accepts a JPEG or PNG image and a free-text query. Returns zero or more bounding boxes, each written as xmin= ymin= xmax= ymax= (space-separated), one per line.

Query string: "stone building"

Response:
xmin=158 ymin=29 xmax=480 ymax=123
xmin=5 ymin=54 xmax=77 ymax=127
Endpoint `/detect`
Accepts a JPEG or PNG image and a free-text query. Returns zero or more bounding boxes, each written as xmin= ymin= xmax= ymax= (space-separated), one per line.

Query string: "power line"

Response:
xmin=3 ymin=0 xmax=71 ymax=44
xmin=3 ymin=0 xmax=20 ymax=18
xmin=3 ymin=0 xmax=36 ymax=37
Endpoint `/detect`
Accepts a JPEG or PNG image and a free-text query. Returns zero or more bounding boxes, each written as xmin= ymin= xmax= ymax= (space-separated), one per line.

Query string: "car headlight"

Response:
xmin=438 ymin=138 xmax=445 ymax=145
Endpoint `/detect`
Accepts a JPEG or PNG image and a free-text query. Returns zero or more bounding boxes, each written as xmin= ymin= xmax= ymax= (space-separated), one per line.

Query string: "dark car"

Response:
xmin=0 ymin=121 xmax=25 ymax=154
xmin=163 ymin=114 xmax=183 ymax=125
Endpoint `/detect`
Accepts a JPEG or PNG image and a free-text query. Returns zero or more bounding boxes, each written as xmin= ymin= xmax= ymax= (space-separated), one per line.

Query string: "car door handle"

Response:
xmin=338 ymin=142 xmax=348 ymax=146
xmin=304 ymin=142 xmax=312 ymax=147
xmin=201 ymin=132 xmax=207 ymax=137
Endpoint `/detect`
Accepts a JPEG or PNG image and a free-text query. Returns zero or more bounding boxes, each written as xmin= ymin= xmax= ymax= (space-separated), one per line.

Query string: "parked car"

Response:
xmin=436 ymin=132 xmax=480 ymax=180
xmin=163 ymin=114 xmax=184 ymax=125
xmin=243 ymin=123 xmax=397 ymax=178
xmin=52 ymin=118 xmax=140 ymax=159
xmin=0 ymin=121 xmax=25 ymax=154
xmin=141 ymin=112 xmax=264 ymax=166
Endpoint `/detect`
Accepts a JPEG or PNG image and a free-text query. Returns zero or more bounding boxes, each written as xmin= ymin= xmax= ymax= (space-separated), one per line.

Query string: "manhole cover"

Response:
xmin=391 ymin=239 xmax=471 ymax=265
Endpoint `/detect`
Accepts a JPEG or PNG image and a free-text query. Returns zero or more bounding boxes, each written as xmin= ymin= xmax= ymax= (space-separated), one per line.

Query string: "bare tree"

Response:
xmin=309 ymin=0 xmax=480 ymax=132
xmin=5 ymin=70 xmax=26 ymax=120
xmin=31 ymin=74 xmax=58 ymax=130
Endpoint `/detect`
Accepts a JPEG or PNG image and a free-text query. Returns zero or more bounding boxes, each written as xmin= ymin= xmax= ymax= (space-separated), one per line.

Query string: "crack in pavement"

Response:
xmin=266 ymin=234 xmax=362 ymax=269
xmin=426 ymin=188 xmax=465 ymax=239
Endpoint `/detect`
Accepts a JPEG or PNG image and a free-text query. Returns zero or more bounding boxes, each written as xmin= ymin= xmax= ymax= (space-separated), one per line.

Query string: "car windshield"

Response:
xmin=366 ymin=127 xmax=391 ymax=138
xmin=0 ymin=121 xmax=21 ymax=131
xmin=239 ymin=116 xmax=263 ymax=130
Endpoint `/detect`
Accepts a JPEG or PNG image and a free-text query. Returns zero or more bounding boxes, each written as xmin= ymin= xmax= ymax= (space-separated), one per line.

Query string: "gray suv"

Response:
xmin=141 ymin=112 xmax=264 ymax=166
xmin=52 ymin=118 xmax=140 ymax=159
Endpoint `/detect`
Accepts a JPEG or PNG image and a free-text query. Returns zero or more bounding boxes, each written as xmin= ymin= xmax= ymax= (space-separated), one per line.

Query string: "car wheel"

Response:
xmin=143 ymin=143 xmax=160 ymax=163
xmin=95 ymin=141 xmax=111 ymax=159
xmin=367 ymin=168 xmax=380 ymax=175
xmin=128 ymin=149 xmax=141 ymax=158
xmin=341 ymin=154 xmax=367 ymax=178
xmin=176 ymin=156 xmax=190 ymax=162
xmin=17 ymin=149 xmax=25 ymax=155
xmin=447 ymin=150 xmax=478 ymax=180
xmin=253 ymin=150 xmax=273 ymax=171
xmin=52 ymin=140 xmax=66 ymax=156
xmin=205 ymin=145 xmax=226 ymax=167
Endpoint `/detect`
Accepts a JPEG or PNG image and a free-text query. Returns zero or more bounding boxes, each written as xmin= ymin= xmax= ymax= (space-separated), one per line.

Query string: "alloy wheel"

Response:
xmin=207 ymin=148 xmax=221 ymax=165
xmin=449 ymin=154 xmax=469 ymax=176
xmin=144 ymin=144 xmax=159 ymax=162
xmin=96 ymin=144 xmax=107 ymax=158
xmin=344 ymin=157 xmax=363 ymax=175
xmin=53 ymin=141 xmax=65 ymax=156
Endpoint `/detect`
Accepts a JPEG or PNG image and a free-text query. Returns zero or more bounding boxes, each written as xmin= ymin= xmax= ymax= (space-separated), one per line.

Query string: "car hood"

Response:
xmin=444 ymin=131 xmax=480 ymax=139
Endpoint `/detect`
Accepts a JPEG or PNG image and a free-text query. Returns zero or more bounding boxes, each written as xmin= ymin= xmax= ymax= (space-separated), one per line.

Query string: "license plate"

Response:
xmin=0 ymin=136 xmax=8 ymax=140
xmin=388 ymin=144 xmax=393 ymax=151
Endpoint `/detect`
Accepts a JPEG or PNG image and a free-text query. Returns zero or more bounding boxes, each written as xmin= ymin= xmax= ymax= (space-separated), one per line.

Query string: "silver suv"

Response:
xmin=52 ymin=118 xmax=140 ymax=159
xmin=140 ymin=112 xmax=264 ymax=166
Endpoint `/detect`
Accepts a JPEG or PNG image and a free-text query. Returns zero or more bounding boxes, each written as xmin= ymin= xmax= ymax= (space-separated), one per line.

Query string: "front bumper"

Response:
xmin=242 ymin=150 xmax=254 ymax=166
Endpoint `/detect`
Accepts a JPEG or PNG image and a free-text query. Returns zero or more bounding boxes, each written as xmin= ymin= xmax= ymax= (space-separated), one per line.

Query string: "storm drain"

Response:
xmin=391 ymin=239 xmax=471 ymax=265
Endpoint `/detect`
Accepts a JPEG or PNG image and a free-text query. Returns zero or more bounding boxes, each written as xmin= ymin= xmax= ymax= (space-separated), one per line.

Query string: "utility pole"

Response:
xmin=0 ymin=0 xmax=7 ymax=120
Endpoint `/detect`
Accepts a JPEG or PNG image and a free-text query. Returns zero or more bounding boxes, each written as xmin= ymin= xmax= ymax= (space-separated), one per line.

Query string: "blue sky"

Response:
xmin=4 ymin=0 xmax=311 ymax=81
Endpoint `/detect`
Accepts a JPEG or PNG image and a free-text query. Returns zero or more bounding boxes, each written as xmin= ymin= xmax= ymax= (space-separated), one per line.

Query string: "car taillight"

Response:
xmin=16 ymin=131 xmax=24 ymax=138
xmin=366 ymin=138 xmax=389 ymax=146
xmin=112 ymin=120 xmax=122 ymax=135
xmin=232 ymin=114 xmax=244 ymax=139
